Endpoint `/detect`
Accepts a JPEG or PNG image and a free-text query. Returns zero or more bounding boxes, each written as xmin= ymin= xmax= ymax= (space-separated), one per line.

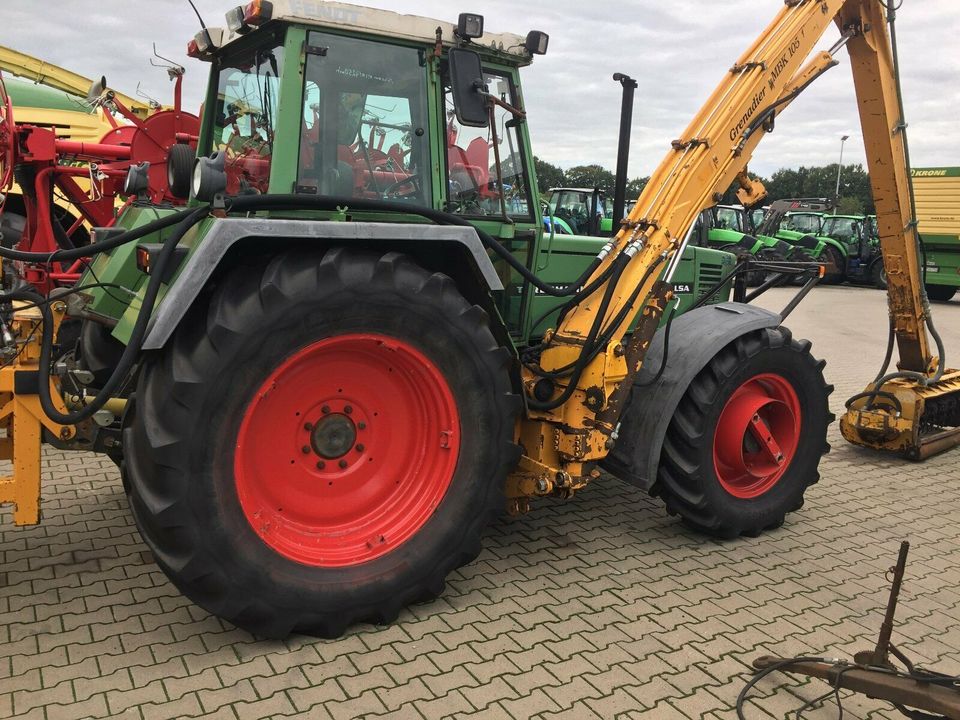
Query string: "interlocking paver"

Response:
xmin=1 ymin=287 xmax=959 ymax=720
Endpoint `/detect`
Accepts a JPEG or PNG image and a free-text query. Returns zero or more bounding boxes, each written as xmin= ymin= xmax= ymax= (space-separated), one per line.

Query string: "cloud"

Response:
xmin=1 ymin=0 xmax=956 ymax=178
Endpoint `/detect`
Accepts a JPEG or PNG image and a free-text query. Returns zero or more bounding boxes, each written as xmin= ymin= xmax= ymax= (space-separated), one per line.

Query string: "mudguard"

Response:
xmin=141 ymin=218 xmax=503 ymax=350
xmin=601 ymin=302 xmax=781 ymax=492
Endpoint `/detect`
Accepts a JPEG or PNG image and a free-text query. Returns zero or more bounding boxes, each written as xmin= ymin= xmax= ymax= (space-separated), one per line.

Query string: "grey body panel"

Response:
xmin=142 ymin=219 xmax=502 ymax=350
xmin=601 ymin=302 xmax=781 ymax=492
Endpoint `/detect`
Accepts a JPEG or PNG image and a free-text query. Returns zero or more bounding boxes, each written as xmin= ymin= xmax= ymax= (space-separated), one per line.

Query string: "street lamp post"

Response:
xmin=835 ymin=134 xmax=850 ymax=205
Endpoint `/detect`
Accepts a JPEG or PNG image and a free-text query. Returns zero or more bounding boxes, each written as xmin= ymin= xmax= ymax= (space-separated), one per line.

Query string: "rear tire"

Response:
xmin=655 ymin=327 xmax=832 ymax=538
xmin=925 ymin=283 xmax=956 ymax=302
xmin=123 ymin=248 xmax=519 ymax=638
xmin=871 ymin=260 xmax=887 ymax=290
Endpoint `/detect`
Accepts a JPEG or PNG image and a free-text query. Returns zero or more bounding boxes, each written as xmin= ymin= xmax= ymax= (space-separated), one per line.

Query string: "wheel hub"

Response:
xmin=713 ymin=373 xmax=802 ymax=499
xmin=233 ymin=333 xmax=460 ymax=567
xmin=311 ymin=414 xmax=356 ymax=459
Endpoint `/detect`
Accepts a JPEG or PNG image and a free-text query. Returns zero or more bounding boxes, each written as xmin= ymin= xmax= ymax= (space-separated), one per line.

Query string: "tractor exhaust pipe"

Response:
xmin=612 ymin=72 xmax=637 ymax=236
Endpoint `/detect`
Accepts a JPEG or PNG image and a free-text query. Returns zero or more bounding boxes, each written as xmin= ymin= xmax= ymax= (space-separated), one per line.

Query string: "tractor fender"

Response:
xmin=601 ymin=302 xmax=781 ymax=492
xmin=818 ymin=236 xmax=847 ymax=259
xmin=141 ymin=218 xmax=504 ymax=350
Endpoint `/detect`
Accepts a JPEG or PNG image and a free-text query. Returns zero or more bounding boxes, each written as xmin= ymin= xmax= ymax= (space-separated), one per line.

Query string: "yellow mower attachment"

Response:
xmin=841 ymin=370 xmax=960 ymax=460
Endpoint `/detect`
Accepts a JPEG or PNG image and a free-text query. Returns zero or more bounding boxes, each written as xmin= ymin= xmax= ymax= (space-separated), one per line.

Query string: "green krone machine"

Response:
xmin=913 ymin=167 xmax=960 ymax=302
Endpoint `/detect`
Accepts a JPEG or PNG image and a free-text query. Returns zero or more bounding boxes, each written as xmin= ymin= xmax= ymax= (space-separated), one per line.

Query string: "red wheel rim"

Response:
xmin=712 ymin=373 xmax=801 ymax=499
xmin=234 ymin=333 xmax=460 ymax=567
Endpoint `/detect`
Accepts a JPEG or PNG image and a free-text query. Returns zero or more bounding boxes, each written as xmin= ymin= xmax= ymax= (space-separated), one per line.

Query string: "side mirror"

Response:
xmin=448 ymin=48 xmax=488 ymax=128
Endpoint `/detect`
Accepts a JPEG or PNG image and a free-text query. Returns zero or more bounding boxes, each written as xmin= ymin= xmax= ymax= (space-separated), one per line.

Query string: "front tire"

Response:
xmin=656 ymin=327 xmax=832 ymax=538
xmin=123 ymin=248 xmax=519 ymax=638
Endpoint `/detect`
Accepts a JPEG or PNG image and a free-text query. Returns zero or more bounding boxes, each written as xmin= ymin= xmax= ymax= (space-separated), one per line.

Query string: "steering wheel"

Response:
xmin=381 ymin=173 xmax=421 ymax=198
xmin=0 ymin=72 xmax=15 ymax=193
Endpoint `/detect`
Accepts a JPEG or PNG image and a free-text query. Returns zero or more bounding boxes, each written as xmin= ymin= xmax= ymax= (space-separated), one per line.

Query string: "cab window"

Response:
xmin=443 ymin=69 xmax=532 ymax=220
xmin=714 ymin=207 xmax=743 ymax=231
xmin=297 ymin=32 xmax=430 ymax=203
xmin=211 ymin=40 xmax=284 ymax=194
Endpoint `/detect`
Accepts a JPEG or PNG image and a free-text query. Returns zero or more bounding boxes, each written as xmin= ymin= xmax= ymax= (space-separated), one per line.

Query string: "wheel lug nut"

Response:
xmin=356 ymin=444 xmax=364 ymax=452
xmin=302 ymin=446 xmax=311 ymax=454
xmin=338 ymin=459 xmax=348 ymax=469
xmin=358 ymin=422 xmax=366 ymax=430
xmin=344 ymin=405 xmax=353 ymax=414
xmin=321 ymin=405 xmax=331 ymax=414
xmin=304 ymin=422 xmax=313 ymax=431
xmin=316 ymin=461 xmax=325 ymax=469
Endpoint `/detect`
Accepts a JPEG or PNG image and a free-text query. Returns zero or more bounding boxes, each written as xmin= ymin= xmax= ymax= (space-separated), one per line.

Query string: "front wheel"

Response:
xmin=656 ymin=327 xmax=832 ymax=537
xmin=925 ymin=283 xmax=957 ymax=302
xmin=123 ymin=249 xmax=519 ymax=638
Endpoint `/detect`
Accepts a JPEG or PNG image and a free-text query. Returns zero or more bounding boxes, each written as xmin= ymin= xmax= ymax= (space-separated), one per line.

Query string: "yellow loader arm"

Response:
xmin=0 ymin=45 xmax=154 ymax=119
xmin=513 ymin=0 xmax=958 ymax=498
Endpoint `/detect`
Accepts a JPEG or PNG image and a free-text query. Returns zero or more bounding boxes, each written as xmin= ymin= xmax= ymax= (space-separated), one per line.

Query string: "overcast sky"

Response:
xmin=1 ymin=0 xmax=956 ymax=178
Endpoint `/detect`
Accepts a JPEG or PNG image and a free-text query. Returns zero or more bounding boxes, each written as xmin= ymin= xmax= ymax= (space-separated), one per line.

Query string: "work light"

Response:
xmin=192 ymin=152 xmax=228 ymax=201
xmin=226 ymin=6 xmax=250 ymax=34
xmin=525 ymin=31 xmax=549 ymax=55
xmin=456 ymin=13 xmax=484 ymax=40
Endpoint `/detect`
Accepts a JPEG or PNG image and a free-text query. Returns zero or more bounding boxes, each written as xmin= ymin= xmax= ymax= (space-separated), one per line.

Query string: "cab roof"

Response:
xmin=225 ymin=0 xmax=534 ymax=63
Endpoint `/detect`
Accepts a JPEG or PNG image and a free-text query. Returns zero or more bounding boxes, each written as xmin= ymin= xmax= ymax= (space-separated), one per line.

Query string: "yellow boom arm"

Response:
xmin=0 ymin=45 xmax=153 ymax=119
xmin=512 ymin=0 xmax=957 ymax=497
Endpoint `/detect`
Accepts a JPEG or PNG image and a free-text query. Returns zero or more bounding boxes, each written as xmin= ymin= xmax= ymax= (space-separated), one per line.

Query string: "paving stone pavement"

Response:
xmin=1 ymin=286 xmax=959 ymax=720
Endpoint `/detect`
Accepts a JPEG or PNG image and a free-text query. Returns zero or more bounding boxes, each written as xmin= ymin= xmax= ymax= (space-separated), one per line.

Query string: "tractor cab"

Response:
xmin=781 ymin=211 xmax=825 ymax=235
xmin=820 ymin=214 xmax=866 ymax=253
xmin=545 ymin=187 xmax=613 ymax=236
xmin=173 ymin=1 xmax=732 ymax=344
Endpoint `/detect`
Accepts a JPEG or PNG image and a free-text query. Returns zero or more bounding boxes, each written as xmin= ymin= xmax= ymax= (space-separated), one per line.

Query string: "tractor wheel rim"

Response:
xmin=712 ymin=373 xmax=801 ymax=499
xmin=234 ymin=333 xmax=460 ymax=567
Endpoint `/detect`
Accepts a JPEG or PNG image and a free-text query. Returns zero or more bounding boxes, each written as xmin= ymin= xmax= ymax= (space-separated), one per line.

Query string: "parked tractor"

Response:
xmin=690 ymin=204 xmax=804 ymax=281
xmin=544 ymin=187 xmax=614 ymax=236
xmin=818 ymin=213 xmax=886 ymax=287
xmin=756 ymin=198 xmax=854 ymax=282
xmin=2 ymin=0 xmax=954 ymax=641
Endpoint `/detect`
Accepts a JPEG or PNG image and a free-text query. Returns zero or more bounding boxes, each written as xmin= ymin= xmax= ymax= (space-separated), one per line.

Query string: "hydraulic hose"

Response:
xmin=31 ymin=206 xmax=210 ymax=425
xmin=526 ymin=254 xmax=626 ymax=412
xmin=0 ymin=206 xmax=197 ymax=263
xmin=528 ymin=256 xmax=666 ymax=381
xmin=10 ymin=193 xmax=621 ymax=425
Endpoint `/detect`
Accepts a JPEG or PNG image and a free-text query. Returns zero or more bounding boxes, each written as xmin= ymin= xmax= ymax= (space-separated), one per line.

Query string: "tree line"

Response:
xmin=534 ymin=157 xmax=875 ymax=215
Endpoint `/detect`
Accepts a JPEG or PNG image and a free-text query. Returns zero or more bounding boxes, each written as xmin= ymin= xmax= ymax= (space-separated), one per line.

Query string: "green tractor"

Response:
xmin=1 ymin=4 xmax=763 ymax=637
xmin=757 ymin=199 xmax=854 ymax=282
xmin=689 ymin=204 xmax=801 ymax=285
xmin=544 ymin=187 xmax=613 ymax=236
xmin=818 ymin=213 xmax=886 ymax=287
